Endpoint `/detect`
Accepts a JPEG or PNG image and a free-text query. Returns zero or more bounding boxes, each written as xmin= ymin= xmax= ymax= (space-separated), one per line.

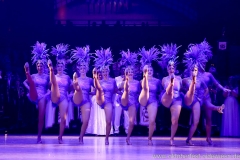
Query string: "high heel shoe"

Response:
xmin=37 ymin=138 xmax=42 ymax=144
xmin=24 ymin=62 xmax=30 ymax=74
xmin=105 ymin=139 xmax=109 ymax=145
xmin=148 ymin=139 xmax=153 ymax=146
xmin=126 ymin=138 xmax=132 ymax=145
xmin=218 ymin=104 xmax=225 ymax=113
xmin=186 ymin=139 xmax=194 ymax=146
xmin=47 ymin=60 xmax=53 ymax=71
xmin=206 ymin=138 xmax=213 ymax=145
xmin=79 ymin=137 xmax=84 ymax=144
xmin=170 ymin=139 xmax=175 ymax=146
xmin=58 ymin=137 xmax=63 ymax=144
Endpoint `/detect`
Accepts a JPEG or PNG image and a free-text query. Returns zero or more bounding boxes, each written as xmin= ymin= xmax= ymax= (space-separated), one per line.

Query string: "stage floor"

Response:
xmin=1 ymin=136 xmax=240 ymax=160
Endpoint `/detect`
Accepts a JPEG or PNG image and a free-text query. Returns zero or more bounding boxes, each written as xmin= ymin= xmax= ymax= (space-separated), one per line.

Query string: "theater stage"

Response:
xmin=1 ymin=136 xmax=240 ymax=160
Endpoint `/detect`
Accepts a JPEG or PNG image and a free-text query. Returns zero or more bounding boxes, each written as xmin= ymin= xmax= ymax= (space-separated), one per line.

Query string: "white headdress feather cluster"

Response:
xmin=119 ymin=49 xmax=138 ymax=67
xmin=71 ymin=45 xmax=91 ymax=70
xmin=93 ymin=47 xmax=113 ymax=70
xmin=31 ymin=41 xmax=49 ymax=65
xmin=159 ymin=43 xmax=181 ymax=69
xmin=51 ymin=43 xmax=70 ymax=66
xmin=183 ymin=44 xmax=208 ymax=71
xmin=139 ymin=46 xmax=160 ymax=68
xmin=198 ymin=39 xmax=213 ymax=60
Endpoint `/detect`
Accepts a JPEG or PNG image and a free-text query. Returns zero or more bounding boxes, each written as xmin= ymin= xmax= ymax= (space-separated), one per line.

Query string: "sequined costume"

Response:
xmin=120 ymin=79 xmax=141 ymax=110
xmin=183 ymin=77 xmax=208 ymax=107
xmin=75 ymin=77 xmax=93 ymax=106
xmin=162 ymin=76 xmax=183 ymax=105
xmin=145 ymin=78 xmax=161 ymax=106
xmin=99 ymin=78 xmax=117 ymax=109
xmin=25 ymin=73 xmax=49 ymax=104
xmin=54 ymin=74 xmax=72 ymax=105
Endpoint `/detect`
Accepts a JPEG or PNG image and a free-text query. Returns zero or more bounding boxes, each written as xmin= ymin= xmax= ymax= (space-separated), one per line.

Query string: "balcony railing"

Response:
xmin=55 ymin=19 xmax=190 ymax=27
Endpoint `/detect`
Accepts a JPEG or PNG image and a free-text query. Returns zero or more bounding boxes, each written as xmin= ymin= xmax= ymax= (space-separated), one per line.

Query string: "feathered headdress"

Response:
xmin=198 ymin=39 xmax=212 ymax=60
xmin=159 ymin=43 xmax=181 ymax=69
xmin=139 ymin=46 xmax=160 ymax=68
xmin=31 ymin=41 xmax=49 ymax=65
xmin=119 ymin=49 xmax=138 ymax=67
xmin=71 ymin=45 xmax=91 ymax=69
xmin=183 ymin=44 xmax=208 ymax=71
xmin=51 ymin=43 xmax=70 ymax=65
xmin=93 ymin=47 xmax=113 ymax=70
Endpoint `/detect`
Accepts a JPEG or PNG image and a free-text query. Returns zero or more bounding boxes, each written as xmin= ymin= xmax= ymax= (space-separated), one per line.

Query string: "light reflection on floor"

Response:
xmin=1 ymin=136 xmax=240 ymax=160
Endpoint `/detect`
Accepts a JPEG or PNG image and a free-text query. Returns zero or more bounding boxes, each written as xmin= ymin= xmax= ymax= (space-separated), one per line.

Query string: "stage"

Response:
xmin=1 ymin=136 xmax=240 ymax=159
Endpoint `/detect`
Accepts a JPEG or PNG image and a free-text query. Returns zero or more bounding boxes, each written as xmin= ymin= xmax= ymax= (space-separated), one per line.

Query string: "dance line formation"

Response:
xmin=23 ymin=40 xmax=233 ymax=146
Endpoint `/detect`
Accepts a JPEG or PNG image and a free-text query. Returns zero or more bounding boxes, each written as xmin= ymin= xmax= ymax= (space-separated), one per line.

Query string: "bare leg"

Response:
xmin=147 ymin=102 xmax=158 ymax=145
xmin=161 ymin=76 xmax=174 ymax=108
xmin=161 ymin=93 xmax=173 ymax=108
xmin=104 ymin=103 xmax=113 ymax=145
xmin=73 ymin=73 xmax=83 ymax=105
xmin=186 ymin=102 xmax=200 ymax=146
xmin=203 ymin=105 xmax=213 ymax=145
xmin=79 ymin=102 xmax=91 ymax=144
xmin=94 ymin=78 xmax=105 ymax=105
xmin=58 ymin=99 xmax=68 ymax=144
xmin=121 ymin=78 xmax=129 ymax=107
xmin=170 ymin=103 xmax=181 ymax=146
xmin=37 ymin=98 xmax=46 ymax=143
xmin=184 ymin=77 xmax=196 ymax=106
xmin=48 ymin=60 xmax=60 ymax=103
xmin=204 ymin=98 xmax=225 ymax=113
xmin=123 ymin=110 xmax=129 ymax=134
xmin=93 ymin=69 xmax=104 ymax=105
xmin=73 ymin=91 xmax=83 ymax=105
xmin=203 ymin=98 xmax=224 ymax=145
xmin=24 ymin=62 xmax=38 ymax=101
xmin=126 ymin=105 xmax=136 ymax=145
xmin=139 ymin=77 xmax=149 ymax=106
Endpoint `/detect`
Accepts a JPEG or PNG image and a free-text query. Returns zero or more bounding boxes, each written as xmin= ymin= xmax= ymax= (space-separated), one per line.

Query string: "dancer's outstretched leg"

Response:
xmin=121 ymin=77 xmax=129 ymax=107
xmin=93 ymin=68 xmax=104 ymax=105
xmin=48 ymin=60 xmax=60 ymax=103
xmin=139 ymin=67 xmax=149 ymax=107
xmin=203 ymin=101 xmax=225 ymax=145
xmin=204 ymin=99 xmax=225 ymax=113
xmin=73 ymin=73 xmax=83 ymax=105
xmin=161 ymin=74 xmax=174 ymax=108
xmin=184 ymin=75 xmax=196 ymax=106
xmin=24 ymin=62 xmax=38 ymax=101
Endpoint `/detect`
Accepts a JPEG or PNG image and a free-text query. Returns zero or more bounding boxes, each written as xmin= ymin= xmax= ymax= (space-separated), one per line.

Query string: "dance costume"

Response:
xmin=146 ymin=78 xmax=161 ymax=106
xmin=120 ymin=79 xmax=141 ymax=110
xmin=76 ymin=76 xmax=93 ymax=106
xmin=162 ymin=75 xmax=183 ymax=105
xmin=54 ymin=74 xmax=72 ymax=105
xmin=183 ymin=77 xmax=207 ymax=107
xmin=25 ymin=74 xmax=49 ymax=105
xmin=99 ymin=78 xmax=117 ymax=108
